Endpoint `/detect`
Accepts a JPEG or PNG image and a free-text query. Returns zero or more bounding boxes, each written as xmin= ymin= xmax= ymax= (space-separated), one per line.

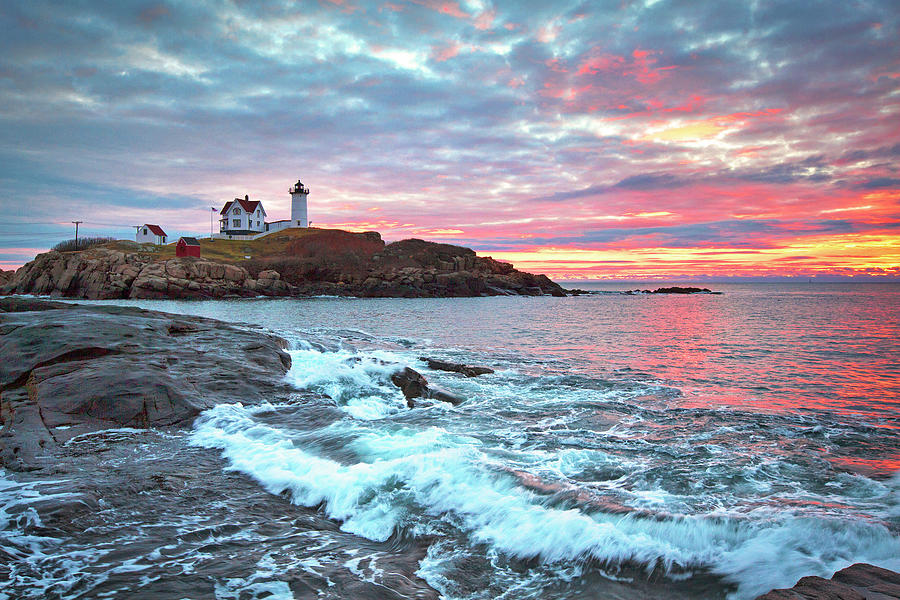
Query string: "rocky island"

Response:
xmin=1 ymin=228 xmax=566 ymax=299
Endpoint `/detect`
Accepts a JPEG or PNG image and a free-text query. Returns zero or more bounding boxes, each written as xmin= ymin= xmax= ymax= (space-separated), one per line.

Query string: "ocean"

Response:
xmin=3 ymin=282 xmax=899 ymax=599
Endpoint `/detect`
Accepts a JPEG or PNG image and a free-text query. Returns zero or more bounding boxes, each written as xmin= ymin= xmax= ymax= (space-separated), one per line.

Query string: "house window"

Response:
xmin=233 ymin=219 xmax=240 ymax=227
xmin=256 ymin=210 xmax=260 ymax=216
xmin=256 ymin=221 xmax=260 ymax=226
xmin=233 ymin=208 xmax=240 ymax=214
xmin=143 ymin=228 xmax=147 ymax=235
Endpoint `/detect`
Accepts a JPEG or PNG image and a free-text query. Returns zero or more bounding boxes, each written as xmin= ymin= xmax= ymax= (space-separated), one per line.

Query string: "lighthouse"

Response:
xmin=290 ymin=179 xmax=310 ymax=228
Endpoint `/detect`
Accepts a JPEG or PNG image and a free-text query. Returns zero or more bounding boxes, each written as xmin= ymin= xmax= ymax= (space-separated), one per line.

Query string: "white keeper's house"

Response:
xmin=216 ymin=179 xmax=310 ymax=239
xmin=219 ymin=195 xmax=267 ymax=235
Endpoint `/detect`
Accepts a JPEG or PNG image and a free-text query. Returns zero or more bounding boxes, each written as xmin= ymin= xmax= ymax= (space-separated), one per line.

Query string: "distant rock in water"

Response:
xmin=419 ymin=357 xmax=494 ymax=377
xmin=0 ymin=269 xmax=14 ymax=287
xmin=1 ymin=229 xmax=567 ymax=299
xmin=0 ymin=298 xmax=293 ymax=471
xmin=626 ymin=286 xmax=722 ymax=295
xmin=754 ymin=562 xmax=900 ymax=599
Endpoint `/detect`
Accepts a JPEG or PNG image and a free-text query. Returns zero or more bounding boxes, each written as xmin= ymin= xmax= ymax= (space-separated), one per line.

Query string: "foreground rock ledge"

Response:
xmin=0 ymin=298 xmax=440 ymax=599
xmin=0 ymin=297 xmax=294 ymax=471
xmin=755 ymin=563 xmax=900 ymax=600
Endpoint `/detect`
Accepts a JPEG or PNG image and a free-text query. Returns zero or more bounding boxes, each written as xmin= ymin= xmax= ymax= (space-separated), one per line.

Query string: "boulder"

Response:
xmin=755 ymin=563 xmax=900 ymax=600
xmin=223 ymin=264 xmax=247 ymax=282
xmin=390 ymin=367 xmax=463 ymax=408
xmin=258 ymin=269 xmax=280 ymax=281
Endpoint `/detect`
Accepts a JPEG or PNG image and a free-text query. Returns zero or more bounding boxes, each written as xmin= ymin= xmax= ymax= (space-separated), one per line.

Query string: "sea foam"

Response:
xmin=191 ymin=402 xmax=900 ymax=600
xmin=190 ymin=343 xmax=900 ymax=600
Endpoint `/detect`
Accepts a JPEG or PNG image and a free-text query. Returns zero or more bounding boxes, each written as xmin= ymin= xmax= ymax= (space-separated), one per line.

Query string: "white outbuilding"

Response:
xmin=136 ymin=224 xmax=167 ymax=245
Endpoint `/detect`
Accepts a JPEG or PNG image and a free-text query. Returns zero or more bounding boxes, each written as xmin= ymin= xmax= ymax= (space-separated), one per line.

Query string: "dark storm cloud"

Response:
xmin=856 ymin=177 xmax=900 ymax=190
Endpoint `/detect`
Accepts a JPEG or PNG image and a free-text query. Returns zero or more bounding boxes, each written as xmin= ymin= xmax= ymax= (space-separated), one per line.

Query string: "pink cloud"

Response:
xmin=409 ymin=0 xmax=468 ymax=19
xmin=432 ymin=41 xmax=461 ymax=62
xmin=321 ymin=0 xmax=361 ymax=14
xmin=473 ymin=9 xmax=496 ymax=31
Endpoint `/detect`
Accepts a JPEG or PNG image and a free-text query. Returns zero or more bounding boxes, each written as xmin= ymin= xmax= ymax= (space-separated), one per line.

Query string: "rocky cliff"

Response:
xmin=1 ymin=230 xmax=566 ymax=299
xmin=1 ymin=247 xmax=291 ymax=300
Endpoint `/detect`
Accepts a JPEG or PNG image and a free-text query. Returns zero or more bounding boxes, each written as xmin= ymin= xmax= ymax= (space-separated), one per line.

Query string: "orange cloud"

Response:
xmin=497 ymin=232 xmax=900 ymax=279
xmin=641 ymin=109 xmax=784 ymax=142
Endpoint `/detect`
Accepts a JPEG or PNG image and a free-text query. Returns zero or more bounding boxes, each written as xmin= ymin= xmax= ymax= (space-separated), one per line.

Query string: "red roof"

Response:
xmin=220 ymin=198 xmax=262 ymax=215
xmin=144 ymin=224 xmax=167 ymax=236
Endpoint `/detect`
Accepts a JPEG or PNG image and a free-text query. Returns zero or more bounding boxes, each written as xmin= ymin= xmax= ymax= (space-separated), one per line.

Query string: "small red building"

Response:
xmin=176 ymin=237 xmax=201 ymax=258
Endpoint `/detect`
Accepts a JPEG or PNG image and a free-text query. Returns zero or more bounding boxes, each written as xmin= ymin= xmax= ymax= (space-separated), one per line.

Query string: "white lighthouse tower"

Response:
xmin=290 ymin=179 xmax=310 ymax=228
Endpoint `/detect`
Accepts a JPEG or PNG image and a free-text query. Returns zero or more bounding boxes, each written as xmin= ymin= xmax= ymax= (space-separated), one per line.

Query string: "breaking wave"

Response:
xmin=191 ymin=344 xmax=900 ymax=599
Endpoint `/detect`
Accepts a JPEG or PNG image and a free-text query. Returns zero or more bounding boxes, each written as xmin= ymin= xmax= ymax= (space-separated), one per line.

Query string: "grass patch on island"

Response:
xmin=100 ymin=228 xmax=374 ymax=264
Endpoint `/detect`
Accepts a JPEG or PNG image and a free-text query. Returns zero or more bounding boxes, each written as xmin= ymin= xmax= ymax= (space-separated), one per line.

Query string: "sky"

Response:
xmin=1 ymin=0 xmax=899 ymax=280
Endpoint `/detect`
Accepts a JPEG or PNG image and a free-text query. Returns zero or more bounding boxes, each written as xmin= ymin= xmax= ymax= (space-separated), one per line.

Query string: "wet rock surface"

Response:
xmin=1 ymin=231 xmax=567 ymax=299
xmin=0 ymin=298 xmax=439 ymax=599
xmin=1 ymin=428 xmax=439 ymax=600
xmin=755 ymin=563 xmax=900 ymax=600
xmin=0 ymin=298 xmax=292 ymax=471
xmin=390 ymin=366 xmax=464 ymax=407
xmin=420 ymin=357 xmax=494 ymax=377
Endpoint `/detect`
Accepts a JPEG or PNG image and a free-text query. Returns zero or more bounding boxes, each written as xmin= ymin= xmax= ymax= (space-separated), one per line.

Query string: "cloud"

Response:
xmin=0 ymin=0 xmax=897 ymax=277
xmin=856 ymin=177 xmax=900 ymax=190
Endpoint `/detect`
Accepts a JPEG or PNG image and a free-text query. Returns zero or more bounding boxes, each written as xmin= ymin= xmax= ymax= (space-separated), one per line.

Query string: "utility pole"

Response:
xmin=72 ymin=221 xmax=82 ymax=249
xmin=210 ymin=207 xmax=216 ymax=240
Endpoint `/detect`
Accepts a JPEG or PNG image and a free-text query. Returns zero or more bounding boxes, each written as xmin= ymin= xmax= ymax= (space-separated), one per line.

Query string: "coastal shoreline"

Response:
xmin=0 ymin=298 xmax=439 ymax=598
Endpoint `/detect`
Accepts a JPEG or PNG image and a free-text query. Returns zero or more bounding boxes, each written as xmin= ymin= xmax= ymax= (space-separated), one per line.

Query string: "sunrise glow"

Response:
xmin=1 ymin=1 xmax=898 ymax=279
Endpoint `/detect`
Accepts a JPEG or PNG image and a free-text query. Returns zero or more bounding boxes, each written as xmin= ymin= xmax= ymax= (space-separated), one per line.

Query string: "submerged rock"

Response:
xmin=755 ymin=563 xmax=900 ymax=600
xmin=0 ymin=298 xmax=293 ymax=471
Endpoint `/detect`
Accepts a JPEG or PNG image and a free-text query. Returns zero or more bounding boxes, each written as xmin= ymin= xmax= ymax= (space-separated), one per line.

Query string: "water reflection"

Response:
xmin=71 ymin=282 xmax=900 ymax=477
